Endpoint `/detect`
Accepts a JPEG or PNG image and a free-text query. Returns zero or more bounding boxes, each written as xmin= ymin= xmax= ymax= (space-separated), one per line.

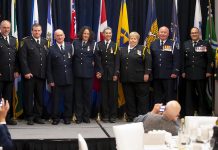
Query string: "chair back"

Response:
xmin=78 ymin=133 xmax=88 ymax=150
xmin=113 ymin=122 xmax=144 ymax=150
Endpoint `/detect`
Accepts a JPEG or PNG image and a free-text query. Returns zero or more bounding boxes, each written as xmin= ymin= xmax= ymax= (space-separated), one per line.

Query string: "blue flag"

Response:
xmin=31 ymin=0 xmax=39 ymax=25
xmin=170 ymin=0 xmax=180 ymax=49
xmin=144 ymin=0 xmax=158 ymax=49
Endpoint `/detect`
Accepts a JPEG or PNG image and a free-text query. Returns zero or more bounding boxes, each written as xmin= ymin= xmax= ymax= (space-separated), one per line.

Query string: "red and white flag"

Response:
xmin=97 ymin=0 xmax=107 ymax=41
xmin=70 ymin=0 xmax=77 ymax=40
xmin=93 ymin=0 xmax=107 ymax=92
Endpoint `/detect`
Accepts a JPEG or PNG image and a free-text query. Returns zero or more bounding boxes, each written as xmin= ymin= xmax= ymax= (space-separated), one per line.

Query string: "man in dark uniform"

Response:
xmin=47 ymin=29 xmax=73 ymax=125
xmin=96 ymin=27 xmax=119 ymax=123
xmin=19 ymin=23 xmax=48 ymax=125
xmin=150 ymin=26 xmax=180 ymax=104
xmin=181 ymin=27 xmax=213 ymax=116
xmin=120 ymin=32 xmax=152 ymax=122
xmin=72 ymin=26 xmax=99 ymax=124
xmin=0 ymin=20 xmax=19 ymax=125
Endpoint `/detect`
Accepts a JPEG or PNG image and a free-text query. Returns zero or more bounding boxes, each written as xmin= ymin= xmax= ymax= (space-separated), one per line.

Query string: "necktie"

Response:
xmin=5 ymin=36 xmax=9 ymax=44
xmin=193 ymin=41 xmax=197 ymax=47
xmin=82 ymin=41 xmax=86 ymax=47
xmin=106 ymin=42 xmax=109 ymax=49
xmin=60 ymin=45 xmax=64 ymax=52
xmin=36 ymin=40 xmax=40 ymax=44
xmin=161 ymin=41 xmax=164 ymax=49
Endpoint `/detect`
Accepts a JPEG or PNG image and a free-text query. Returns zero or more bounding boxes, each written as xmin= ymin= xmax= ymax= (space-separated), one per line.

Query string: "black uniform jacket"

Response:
xmin=0 ymin=34 xmax=18 ymax=81
xmin=181 ymin=40 xmax=213 ymax=80
xmin=119 ymin=44 xmax=152 ymax=83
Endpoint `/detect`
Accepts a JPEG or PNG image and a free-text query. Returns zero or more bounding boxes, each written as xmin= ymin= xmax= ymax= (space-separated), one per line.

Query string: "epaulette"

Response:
xmin=21 ymin=36 xmax=28 ymax=40
xmin=20 ymin=36 xmax=28 ymax=48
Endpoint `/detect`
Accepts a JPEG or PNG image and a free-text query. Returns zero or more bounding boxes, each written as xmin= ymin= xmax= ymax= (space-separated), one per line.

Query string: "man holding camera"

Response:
xmin=134 ymin=100 xmax=181 ymax=136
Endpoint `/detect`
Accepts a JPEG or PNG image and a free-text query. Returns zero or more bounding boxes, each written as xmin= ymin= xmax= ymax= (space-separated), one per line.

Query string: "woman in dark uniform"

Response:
xmin=72 ymin=26 xmax=99 ymax=124
xmin=119 ymin=32 xmax=152 ymax=122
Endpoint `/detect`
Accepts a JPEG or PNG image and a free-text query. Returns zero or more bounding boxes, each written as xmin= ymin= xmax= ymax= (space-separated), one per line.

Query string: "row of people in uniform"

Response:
xmin=0 ymin=19 xmax=213 ymax=125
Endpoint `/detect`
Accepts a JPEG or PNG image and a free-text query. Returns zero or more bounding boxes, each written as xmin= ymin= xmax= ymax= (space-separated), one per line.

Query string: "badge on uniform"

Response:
xmin=44 ymin=45 xmax=47 ymax=50
xmin=68 ymin=52 xmax=71 ymax=58
xmin=137 ymin=50 xmax=141 ymax=56
xmin=163 ymin=45 xmax=172 ymax=52
xmin=87 ymin=46 xmax=90 ymax=51
xmin=110 ymin=47 xmax=113 ymax=54
xmin=195 ymin=46 xmax=207 ymax=52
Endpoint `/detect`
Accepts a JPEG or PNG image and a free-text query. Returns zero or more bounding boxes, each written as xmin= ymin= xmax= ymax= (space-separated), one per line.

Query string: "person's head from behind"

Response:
xmin=163 ymin=100 xmax=181 ymax=121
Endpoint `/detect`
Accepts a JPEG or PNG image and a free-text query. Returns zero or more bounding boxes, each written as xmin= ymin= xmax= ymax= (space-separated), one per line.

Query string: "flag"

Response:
xmin=97 ymin=0 xmax=107 ymax=41
xmin=205 ymin=2 xmax=218 ymax=69
xmin=144 ymin=0 xmax=158 ymax=49
xmin=93 ymin=0 xmax=107 ymax=92
xmin=116 ymin=0 xmax=129 ymax=107
xmin=194 ymin=0 xmax=202 ymax=39
xmin=70 ymin=0 xmax=77 ymax=40
xmin=116 ymin=0 xmax=129 ymax=47
xmin=11 ymin=0 xmax=18 ymax=38
xmin=205 ymin=3 xmax=218 ymax=54
xmin=46 ymin=0 xmax=53 ymax=46
xmin=205 ymin=1 xmax=218 ymax=111
xmin=11 ymin=0 xmax=23 ymax=118
xmin=32 ymin=0 xmax=39 ymax=25
xmin=170 ymin=0 xmax=180 ymax=49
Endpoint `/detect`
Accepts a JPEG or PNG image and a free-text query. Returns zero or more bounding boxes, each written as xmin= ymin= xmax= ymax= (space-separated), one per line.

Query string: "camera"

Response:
xmin=159 ymin=105 xmax=165 ymax=112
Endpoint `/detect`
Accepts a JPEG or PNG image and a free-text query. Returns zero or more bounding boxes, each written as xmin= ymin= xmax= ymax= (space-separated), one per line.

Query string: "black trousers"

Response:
xmin=153 ymin=79 xmax=177 ymax=104
xmin=51 ymin=84 xmax=73 ymax=120
xmin=74 ymin=77 xmax=93 ymax=121
xmin=23 ymin=77 xmax=44 ymax=120
xmin=101 ymin=80 xmax=118 ymax=119
xmin=122 ymin=82 xmax=149 ymax=119
xmin=0 ymin=80 xmax=13 ymax=119
xmin=185 ymin=79 xmax=209 ymax=116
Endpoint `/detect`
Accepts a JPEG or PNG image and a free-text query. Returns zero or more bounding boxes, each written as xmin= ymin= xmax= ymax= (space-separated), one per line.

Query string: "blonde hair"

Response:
xmin=129 ymin=32 xmax=140 ymax=40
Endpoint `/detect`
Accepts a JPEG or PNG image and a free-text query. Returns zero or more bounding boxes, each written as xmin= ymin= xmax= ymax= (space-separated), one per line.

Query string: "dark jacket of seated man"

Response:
xmin=134 ymin=100 xmax=181 ymax=136
xmin=0 ymin=99 xmax=14 ymax=150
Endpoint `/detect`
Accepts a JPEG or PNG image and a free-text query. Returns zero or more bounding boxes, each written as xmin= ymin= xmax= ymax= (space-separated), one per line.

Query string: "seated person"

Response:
xmin=0 ymin=99 xmax=14 ymax=150
xmin=134 ymin=100 xmax=181 ymax=136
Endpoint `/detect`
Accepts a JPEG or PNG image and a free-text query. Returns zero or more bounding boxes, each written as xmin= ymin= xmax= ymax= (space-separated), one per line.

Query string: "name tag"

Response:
xmin=68 ymin=52 xmax=71 ymax=58
xmin=110 ymin=47 xmax=113 ymax=54
xmin=163 ymin=45 xmax=172 ymax=51
xmin=195 ymin=46 xmax=207 ymax=52
xmin=137 ymin=50 xmax=141 ymax=56
xmin=87 ymin=46 xmax=90 ymax=51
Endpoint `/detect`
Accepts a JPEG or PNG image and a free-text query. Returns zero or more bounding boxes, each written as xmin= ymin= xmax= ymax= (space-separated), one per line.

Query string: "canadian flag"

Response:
xmin=70 ymin=0 xmax=77 ymax=40
xmin=93 ymin=0 xmax=108 ymax=92
xmin=97 ymin=0 xmax=107 ymax=41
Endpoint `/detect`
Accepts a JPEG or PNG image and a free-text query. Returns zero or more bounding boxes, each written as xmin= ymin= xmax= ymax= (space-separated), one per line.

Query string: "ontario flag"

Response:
xmin=97 ymin=0 xmax=107 ymax=41
xmin=70 ymin=0 xmax=77 ymax=40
